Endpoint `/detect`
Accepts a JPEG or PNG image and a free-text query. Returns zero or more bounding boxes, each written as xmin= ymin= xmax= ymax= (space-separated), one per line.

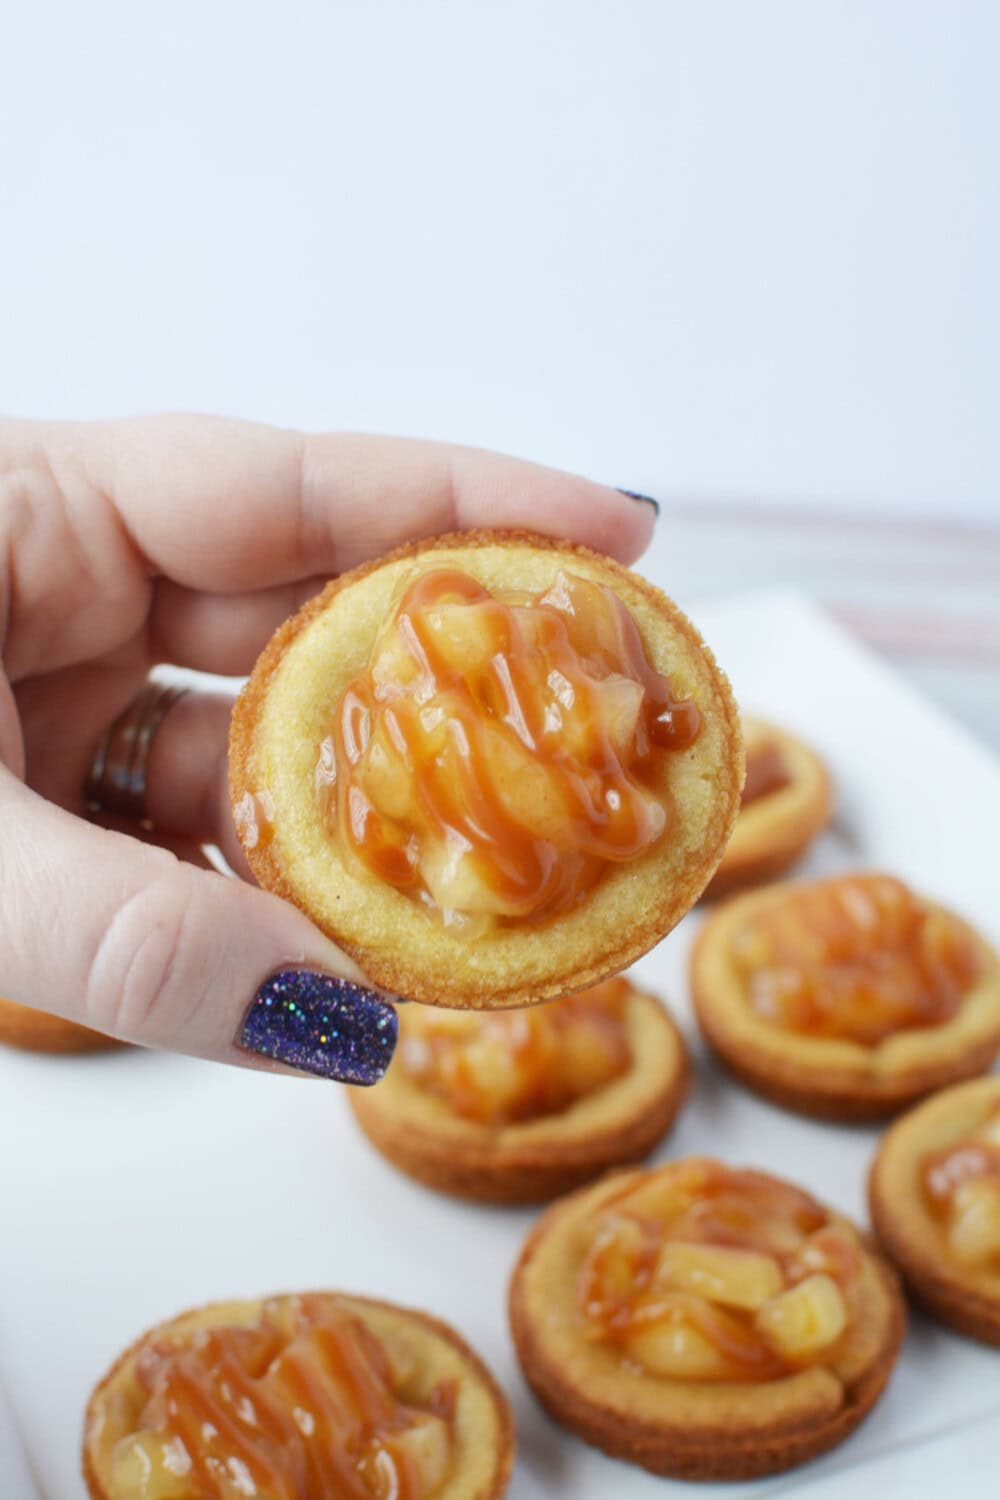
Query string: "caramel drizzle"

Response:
xmin=578 ymin=1161 xmax=859 ymax=1380
xmin=401 ymin=977 xmax=633 ymax=1125
xmin=735 ymin=874 xmax=981 ymax=1044
xmin=324 ymin=569 xmax=700 ymax=921
xmin=131 ymin=1299 xmax=451 ymax=1499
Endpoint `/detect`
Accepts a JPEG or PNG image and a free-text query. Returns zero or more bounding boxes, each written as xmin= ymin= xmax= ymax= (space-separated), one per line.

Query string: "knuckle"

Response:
xmin=0 ymin=438 xmax=149 ymax=676
xmin=86 ymin=864 xmax=202 ymax=1041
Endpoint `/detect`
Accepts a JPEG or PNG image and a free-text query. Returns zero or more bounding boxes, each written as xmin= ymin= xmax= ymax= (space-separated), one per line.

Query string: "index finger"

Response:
xmin=26 ymin=416 xmax=657 ymax=591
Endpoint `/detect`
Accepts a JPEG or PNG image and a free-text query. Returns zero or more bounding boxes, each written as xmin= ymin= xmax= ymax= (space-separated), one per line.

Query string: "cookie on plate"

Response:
xmin=509 ymin=1156 xmax=905 ymax=1480
xmin=869 ymin=1075 xmax=1000 ymax=1344
xmin=704 ymin=716 xmax=832 ymax=898
xmin=0 ymin=995 xmax=118 ymax=1054
xmin=349 ymin=974 xmax=689 ymax=1202
xmin=83 ymin=1290 xmax=514 ymax=1500
xmin=692 ymin=872 xmax=1000 ymax=1119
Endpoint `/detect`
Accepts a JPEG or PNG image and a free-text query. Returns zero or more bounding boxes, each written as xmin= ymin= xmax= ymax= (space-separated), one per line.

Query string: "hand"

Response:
xmin=0 ymin=415 xmax=655 ymax=1080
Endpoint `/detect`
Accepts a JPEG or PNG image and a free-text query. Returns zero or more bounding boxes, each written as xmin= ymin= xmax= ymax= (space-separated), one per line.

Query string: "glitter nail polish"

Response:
xmin=239 ymin=971 xmax=398 ymax=1084
xmin=616 ymin=488 xmax=661 ymax=517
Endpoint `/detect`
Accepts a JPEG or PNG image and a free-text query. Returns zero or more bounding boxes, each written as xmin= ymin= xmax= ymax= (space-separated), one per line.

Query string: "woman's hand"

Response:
xmin=0 ymin=415 xmax=655 ymax=1080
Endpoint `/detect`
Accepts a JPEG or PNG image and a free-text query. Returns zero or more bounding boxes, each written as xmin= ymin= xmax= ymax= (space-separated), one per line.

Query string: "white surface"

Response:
xmin=1 ymin=1 xmax=999 ymax=517
xmin=0 ymin=1374 xmax=40 ymax=1500
xmin=1 ymin=590 xmax=999 ymax=1498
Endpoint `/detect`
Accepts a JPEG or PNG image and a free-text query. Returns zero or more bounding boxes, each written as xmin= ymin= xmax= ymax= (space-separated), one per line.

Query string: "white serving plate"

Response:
xmin=1 ymin=589 xmax=999 ymax=1499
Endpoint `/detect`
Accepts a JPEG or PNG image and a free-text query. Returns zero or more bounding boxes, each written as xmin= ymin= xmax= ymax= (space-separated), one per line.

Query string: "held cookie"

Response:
xmin=83 ymin=1291 xmax=514 ymax=1500
xmin=509 ymin=1157 xmax=905 ymax=1481
xmin=692 ymin=872 xmax=1000 ymax=1120
xmin=349 ymin=975 xmax=689 ymax=1202
xmin=0 ymin=995 xmax=118 ymax=1054
xmin=230 ymin=531 xmax=742 ymax=1008
xmin=704 ymin=717 xmax=832 ymax=899
xmin=869 ymin=1076 xmax=1000 ymax=1344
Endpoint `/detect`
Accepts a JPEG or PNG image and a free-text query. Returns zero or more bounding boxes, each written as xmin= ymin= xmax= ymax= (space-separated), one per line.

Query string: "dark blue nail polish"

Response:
xmin=239 ymin=971 xmax=398 ymax=1084
xmin=617 ymin=488 xmax=661 ymax=517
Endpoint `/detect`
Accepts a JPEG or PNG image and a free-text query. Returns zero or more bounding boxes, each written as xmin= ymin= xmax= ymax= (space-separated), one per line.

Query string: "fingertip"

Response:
xmin=600 ymin=486 xmax=659 ymax=563
xmin=553 ymin=479 xmax=657 ymax=565
xmin=454 ymin=459 xmax=658 ymax=566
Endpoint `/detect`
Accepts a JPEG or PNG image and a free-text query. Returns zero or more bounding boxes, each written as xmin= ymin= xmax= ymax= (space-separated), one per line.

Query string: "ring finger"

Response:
xmin=142 ymin=690 xmax=249 ymax=875
xmin=17 ymin=670 xmax=246 ymax=873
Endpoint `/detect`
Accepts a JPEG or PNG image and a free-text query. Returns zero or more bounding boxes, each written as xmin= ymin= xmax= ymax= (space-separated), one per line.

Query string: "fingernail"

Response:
xmin=617 ymin=488 xmax=660 ymax=517
xmin=239 ymin=970 xmax=398 ymax=1084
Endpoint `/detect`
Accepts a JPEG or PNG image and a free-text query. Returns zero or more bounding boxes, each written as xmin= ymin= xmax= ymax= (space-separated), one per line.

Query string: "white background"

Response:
xmin=2 ymin=593 xmax=1000 ymax=1498
xmin=1 ymin=1 xmax=998 ymax=518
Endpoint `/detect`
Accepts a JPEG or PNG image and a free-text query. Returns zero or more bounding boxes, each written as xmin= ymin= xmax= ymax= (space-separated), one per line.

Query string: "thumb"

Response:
xmin=0 ymin=773 xmax=397 ymax=1082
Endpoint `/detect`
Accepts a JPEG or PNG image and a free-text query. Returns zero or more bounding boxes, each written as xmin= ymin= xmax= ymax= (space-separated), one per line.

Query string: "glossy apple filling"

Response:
xmin=577 ymin=1159 xmax=859 ymax=1381
xmin=93 ymin=1297 xmax=456 ymax=1500
xmin=397 ymin=977 xmax=634 ymax=1126
xmin=740 ymin=738 xmax=791 ymax=808
xmin=730 ymin=874 xmax=980 ymax=1045
xmin=921 ymin=1100 xmax=1000 ymax=1267
xmin=318 ymin=568 xmax=700 ymax=928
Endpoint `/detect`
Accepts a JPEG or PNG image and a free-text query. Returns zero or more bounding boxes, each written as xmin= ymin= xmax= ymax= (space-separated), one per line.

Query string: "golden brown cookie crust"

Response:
xmin=0 ymin=996 xmax=119 ymax=1054
xmin=691 ymin=883 xmax=1000 ymax=1121
xmin=703 ymin=717 xmax=832 ymax=899
xmin=230 ymin=530 xmax=743 ymax=1008
xmin=869 ymin=1076 xmax=1000 ymax=1345
xmin=508 ymin=1167 xmax=906 ymax=1481
xmin=82 ymin=1291 xmax=515 ymax=1500
xmin=348 ymin=981 xmax=689 ymax=1202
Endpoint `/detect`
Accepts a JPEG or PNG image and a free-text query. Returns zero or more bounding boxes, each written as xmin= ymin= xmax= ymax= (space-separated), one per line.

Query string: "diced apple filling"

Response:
xmin=656 ymin=1242 xmax=783 ymax=1310
xmin=921 ymin=1102 xmax=1000 ymax=1268
xmin=947 ymin=1178 xmax=1000 ymax=1266
xmin=398 ymin=979 xmax=632 ymax=1125
xmin=733 ymin=874 xmax=980 ymax=1045
xmin=576 ymin=1161 xmax=858 ymax=1383
xmin=110 ymin=1434 xmax=193 ymax=1499
xmin=623 ymin=1309 xmax=738 ymax=1381
xmin=754 ymin=1275 xmax=847 ymax=1361
xmin=358 ymin=1413 xmax=452 ymax=1500
xmin=973 ymin=1105 xmax=1000 ymax=1151
xmin=580 ymin=1217 xmax=654 ymax=1317
xmin=98 ymin=1301 xmax=455 ymax=1500
xmin=327 ymin=568 xmax=699 ymax=924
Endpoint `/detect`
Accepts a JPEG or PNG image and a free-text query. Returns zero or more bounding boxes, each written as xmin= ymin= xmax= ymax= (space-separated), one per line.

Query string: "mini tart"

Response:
xmin=509 ymin=1158 xmax=905 ymax=1481
xmin=0 ymin=995 xmax=118 ymax=1053
xmin=83 ymin=1291 xmax=514 ymax=1500
xmin=348 ymin=975 xmax=689 ymax=1203
xmin=869 ymin=1076 xmax=1000 ymax=1344
xmin=230 ymin=530 xmax=742 ymax=1008
xmin=704 ymin=716 xmax=832 ymax=899
xmin=692 ymin=873 xmax=1000 ymax=1121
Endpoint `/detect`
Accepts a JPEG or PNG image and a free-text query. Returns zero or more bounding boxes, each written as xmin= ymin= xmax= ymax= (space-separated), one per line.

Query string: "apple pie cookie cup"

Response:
xmin=869 ymin=1076 xmax=1000 ymax=1345
xmin=509 ymin=1158 xmax=905 ymax=1481
xmin=349 ymin=976 xmax=689 ymax=1203
xmin=230 ymin=531 xmax=742 ymax=1008
xmin=0 ymin=996 xmax=119 ymax=1054
xmin=83 ymin=1291 xmax=514 ymax=1500
xmin=704 ymin=717 xmax=832 ymax=899
xmin=692 ymin=875 xmax=1000 ymax=1121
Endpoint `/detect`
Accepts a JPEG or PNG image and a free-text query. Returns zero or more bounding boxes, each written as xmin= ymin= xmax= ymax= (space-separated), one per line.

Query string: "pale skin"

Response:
xmin=0 ymin=415 xmax=654 ymax=1073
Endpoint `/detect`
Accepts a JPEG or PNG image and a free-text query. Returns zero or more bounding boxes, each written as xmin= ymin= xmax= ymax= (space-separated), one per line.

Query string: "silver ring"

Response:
xmin=84 ymin=683 xmax=189 ymax=824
